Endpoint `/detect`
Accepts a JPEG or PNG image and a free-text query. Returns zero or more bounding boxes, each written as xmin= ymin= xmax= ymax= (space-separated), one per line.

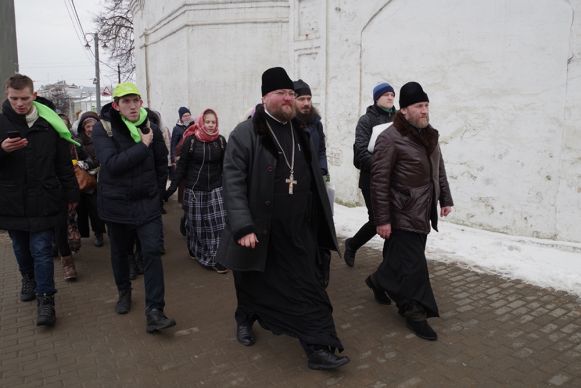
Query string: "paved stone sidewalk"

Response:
xmin=1 ymin=200 xmax=580 ymax=387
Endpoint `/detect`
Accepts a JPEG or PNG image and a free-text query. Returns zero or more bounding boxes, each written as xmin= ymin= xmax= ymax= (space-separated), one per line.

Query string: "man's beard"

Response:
xmin=409 ymin=115 xmax=429 ymax=129
xmin=270 ymin=104 xmax=295 ymax=122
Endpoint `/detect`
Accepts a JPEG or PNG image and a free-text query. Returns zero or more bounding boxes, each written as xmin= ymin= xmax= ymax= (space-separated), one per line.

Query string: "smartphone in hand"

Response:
xmin=6 ymin=131 xmax=21 ymax=139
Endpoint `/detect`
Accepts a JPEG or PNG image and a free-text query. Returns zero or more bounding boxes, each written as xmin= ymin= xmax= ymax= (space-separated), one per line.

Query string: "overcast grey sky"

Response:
xmin=14 ymin=0 xmax=121 ymax=88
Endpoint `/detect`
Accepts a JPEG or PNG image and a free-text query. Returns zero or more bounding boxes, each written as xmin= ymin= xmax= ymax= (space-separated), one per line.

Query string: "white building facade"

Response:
xmin=131 ymin=0 xmax=581 ymax=243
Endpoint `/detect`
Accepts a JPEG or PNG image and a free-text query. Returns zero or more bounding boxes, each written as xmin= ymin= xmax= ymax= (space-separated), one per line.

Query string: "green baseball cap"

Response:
xmin=113 ymin=82 xmax=141 ymax=98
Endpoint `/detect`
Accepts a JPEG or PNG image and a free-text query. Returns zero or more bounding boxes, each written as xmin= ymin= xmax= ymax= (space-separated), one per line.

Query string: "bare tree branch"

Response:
xmin=94 ymin=0 xmax=135 ymax=82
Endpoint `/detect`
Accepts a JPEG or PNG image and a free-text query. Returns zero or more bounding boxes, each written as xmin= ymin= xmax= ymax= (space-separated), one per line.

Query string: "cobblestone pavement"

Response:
xmin=1 ymin=200 xmax=581 ymax=387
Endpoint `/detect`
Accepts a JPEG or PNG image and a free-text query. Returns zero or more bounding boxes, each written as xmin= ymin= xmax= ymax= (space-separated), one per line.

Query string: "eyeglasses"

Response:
xmin=272 ymin=90 xmax=296 ymax=98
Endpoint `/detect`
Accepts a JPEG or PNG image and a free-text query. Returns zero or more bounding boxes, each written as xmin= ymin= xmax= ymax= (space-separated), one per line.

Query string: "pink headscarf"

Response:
xmin=182 ymin=108 xmax=219 ymax=143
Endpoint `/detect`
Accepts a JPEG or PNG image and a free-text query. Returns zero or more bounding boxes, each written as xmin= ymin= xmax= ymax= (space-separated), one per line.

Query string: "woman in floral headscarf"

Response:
xmin=165 ymin=109 xmax=228 ymax=273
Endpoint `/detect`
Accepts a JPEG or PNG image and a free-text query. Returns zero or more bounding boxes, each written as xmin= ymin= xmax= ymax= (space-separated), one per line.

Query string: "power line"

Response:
xmin=63 ymin=0 xmax=86 ymax=48
xmin=69 ymin=0 xmax=87 ymax=38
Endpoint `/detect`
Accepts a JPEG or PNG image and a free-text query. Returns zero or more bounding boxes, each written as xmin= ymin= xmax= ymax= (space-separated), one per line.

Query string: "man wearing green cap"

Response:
xmin=92 ymin=82 xmax=175 ymax=334
xmin=0 ymin=74 xmax=79 ymax=328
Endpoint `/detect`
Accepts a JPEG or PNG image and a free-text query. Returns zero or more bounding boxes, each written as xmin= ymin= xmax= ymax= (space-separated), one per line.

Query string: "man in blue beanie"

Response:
xmin=345 ymin=82 xmax=396 ymax=267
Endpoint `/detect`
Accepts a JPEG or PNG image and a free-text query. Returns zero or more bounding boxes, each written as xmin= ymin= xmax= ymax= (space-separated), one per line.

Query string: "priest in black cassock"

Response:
xmin=217 ymin=67 xmax=349 ymax=370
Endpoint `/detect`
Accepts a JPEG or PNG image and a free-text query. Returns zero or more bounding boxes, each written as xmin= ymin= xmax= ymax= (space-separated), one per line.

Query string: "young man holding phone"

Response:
xmin=0 ymin=74 xmax=79 ymax=327
xmin=92 ymin=82 xmax=175 ymax=334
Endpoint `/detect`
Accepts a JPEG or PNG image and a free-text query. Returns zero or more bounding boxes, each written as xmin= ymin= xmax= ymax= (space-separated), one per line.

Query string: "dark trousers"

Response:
xmin=107 ymin=217 xmax=166 ymax=311
xmin=77 ymin=192 xmax=105 ymax=238
xmin=349 ymin=182 xmax=376 ymax=250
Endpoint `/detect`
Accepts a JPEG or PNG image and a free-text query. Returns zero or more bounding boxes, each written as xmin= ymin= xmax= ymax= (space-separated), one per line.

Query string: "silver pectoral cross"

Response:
xmin=286 ymin=173 xmax=297 ymax=195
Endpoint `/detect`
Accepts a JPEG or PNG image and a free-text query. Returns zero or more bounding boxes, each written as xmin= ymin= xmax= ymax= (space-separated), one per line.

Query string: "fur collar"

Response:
xmin=295 ymin=106 xmax=321 ymax=128
xmin=393 ymin=110 xmax=439 ymax=154
xmin=252 ymin=103 xmax=312 ymax=163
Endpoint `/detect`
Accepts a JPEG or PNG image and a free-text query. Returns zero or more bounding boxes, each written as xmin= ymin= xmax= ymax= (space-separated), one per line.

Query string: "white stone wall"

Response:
xmin=133 ymin=0 xmax=291 ymax=133
xmin=133 ymin=0 xmax=581 ymax=243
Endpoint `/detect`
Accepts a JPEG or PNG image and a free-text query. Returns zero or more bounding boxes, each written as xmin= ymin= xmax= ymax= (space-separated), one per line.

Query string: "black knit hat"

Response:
xmin=261 ymin=67 xmax=294 ymax=96
xmin=178 ymin=106 xmax=190 ymax=119
xmin=293 ymin=79 xmax=311 ymax=97
xmin=399 ymin=82 xmax=429 ymax=109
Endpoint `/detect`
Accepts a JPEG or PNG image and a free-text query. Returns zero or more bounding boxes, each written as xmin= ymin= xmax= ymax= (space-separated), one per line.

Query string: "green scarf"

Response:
xmin=32 ymin=101 xmax=80 ymax=146
xmin=121 ymin=107 xmax=148 ymax=143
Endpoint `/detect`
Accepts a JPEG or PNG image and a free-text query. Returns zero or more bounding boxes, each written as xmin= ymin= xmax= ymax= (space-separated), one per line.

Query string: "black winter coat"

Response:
xmin=216 ymin=104 xmax=338 ymax=272
xmin=92 ymin=103 xmax=168 ymax=225
xmin=170 ymin=122 xmax=187 ymax=163
xmin=172 ymin=135 xmax=226 ymax=191
xmin=353 ymin=104 xmax=396 ymax=189
xmin=296 ymin=109 xmax=328 ymax=176
xmin=0 ymin=100 xmax=79 ymax=232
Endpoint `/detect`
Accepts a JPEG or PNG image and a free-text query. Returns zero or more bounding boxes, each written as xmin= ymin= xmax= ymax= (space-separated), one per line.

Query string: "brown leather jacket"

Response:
xmin=370 ymin=111 xmax=453 ymax=234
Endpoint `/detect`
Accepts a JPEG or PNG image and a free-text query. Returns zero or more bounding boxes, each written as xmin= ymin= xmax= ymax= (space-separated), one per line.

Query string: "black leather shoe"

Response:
xmin=406 ymin=319 xmax=438 ymax=341
xmin=307 ymin=350 xmax=350 ymax=370
xmin=343 ymin=238 xmax=355 ymax=267
xmin=236 ymin=324 xmax=256 ymax=346
xmin=115 ymin=289 xmax=132 ymax=314
xmin=365 ymin=276 xmax=391 ymax=305
xmin=146 ymin=309 xmax=176 ymax=333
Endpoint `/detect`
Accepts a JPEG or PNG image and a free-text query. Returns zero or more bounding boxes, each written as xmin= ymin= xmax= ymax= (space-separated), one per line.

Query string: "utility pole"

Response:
xmin=94 ymin=32 xmax=101 ymax=112
xmin=118 ymin=64 xmax=121 ymax=83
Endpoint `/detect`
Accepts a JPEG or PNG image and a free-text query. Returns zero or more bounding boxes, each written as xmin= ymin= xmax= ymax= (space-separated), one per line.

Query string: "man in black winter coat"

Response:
xmin=217 ymin=67 xmax=349 ymax=371
xmin=92 ymin=82 xmax=175 ymax=334
xmin=344 ymin=82 xmax=397 ymax=267
xmin=0 ymin=74 xmax=79 ymax=327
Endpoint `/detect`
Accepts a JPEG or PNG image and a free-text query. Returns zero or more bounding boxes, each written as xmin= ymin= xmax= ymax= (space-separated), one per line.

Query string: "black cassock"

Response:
xmin=234 ymin=117 xmax=343 ymax=350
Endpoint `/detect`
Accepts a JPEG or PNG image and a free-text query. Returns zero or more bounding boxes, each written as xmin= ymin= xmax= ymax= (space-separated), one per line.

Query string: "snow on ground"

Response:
xmin=334 ymin=204 xmax=581 ymax=298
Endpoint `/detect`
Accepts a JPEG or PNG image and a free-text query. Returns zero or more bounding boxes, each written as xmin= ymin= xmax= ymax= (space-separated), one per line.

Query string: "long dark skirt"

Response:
xmin=234 ymin=191 xmax=343 ymax=350
xmin=373 ymin=229 xmax=439 ymax=318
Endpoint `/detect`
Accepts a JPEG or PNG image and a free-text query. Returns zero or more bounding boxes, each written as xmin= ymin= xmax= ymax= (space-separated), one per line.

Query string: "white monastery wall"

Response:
xmin=132 ymin=0 xmax=581 ymax=243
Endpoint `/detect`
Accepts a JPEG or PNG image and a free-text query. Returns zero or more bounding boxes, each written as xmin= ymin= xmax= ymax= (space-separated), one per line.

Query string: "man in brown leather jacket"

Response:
xmin=366 ymin=81 xmax=454 ymax=341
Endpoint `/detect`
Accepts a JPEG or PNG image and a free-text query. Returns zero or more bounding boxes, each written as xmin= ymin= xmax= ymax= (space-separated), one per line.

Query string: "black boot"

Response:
xmin=236 ymin=324 xmax=256 ymax=346
xmin=406 ymin=319 xmax=438 ymax=341
xmin=20 ymin=273 xmax=36 ymax=302
xmin=343 ymin=238 xmax=356 ymax=267
xmin=36 ymin=294 xmax=56 ymax=327
xmin=307 ymin=349 xmax=350 ymax=370
xmin=115 ymin=289 xmax=132 ymax=314
xmin=365 ymin=275 xmax=392 ymax=305
xmin=146 ymin=309 xmax=176 ymax=333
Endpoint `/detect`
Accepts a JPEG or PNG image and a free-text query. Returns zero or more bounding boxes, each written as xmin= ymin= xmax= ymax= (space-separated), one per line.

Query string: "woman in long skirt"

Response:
xmin=165 ymin=109 xmax=228 ymax=273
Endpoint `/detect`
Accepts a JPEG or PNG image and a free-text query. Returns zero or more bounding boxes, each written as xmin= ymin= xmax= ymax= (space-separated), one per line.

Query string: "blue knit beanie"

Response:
xmin=373 ymin=82 xmax=395 ymax=102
